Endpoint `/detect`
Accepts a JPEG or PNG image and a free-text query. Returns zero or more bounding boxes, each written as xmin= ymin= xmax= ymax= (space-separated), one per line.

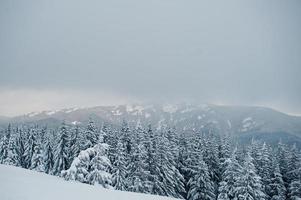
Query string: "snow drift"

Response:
xmin=0 ymin=164 xmax=177 ymax=200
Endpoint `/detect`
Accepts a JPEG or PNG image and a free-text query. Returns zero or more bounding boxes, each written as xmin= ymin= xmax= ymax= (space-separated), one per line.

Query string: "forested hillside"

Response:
xmin=0 ymin=120 xmax=300 ymax=199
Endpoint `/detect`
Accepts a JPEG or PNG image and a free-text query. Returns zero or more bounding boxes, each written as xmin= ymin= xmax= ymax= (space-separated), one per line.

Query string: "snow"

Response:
xmin=71 ymin=121 xmax=81 ymax=125
xmin=227 ymin=120 xmax=232 ymax=129
xmin=46 ymin=110 xmax=57 ymax=115
xmin=112 ymin=109 xmax=122 ymax=116
xmin=125 ymin=105 xmax=144 ymax=115
xmin=0 ymin=164 xmax=177 ymax=200
xmin=243 ymin=117 xmax=252 ymax=123
xmin=126 ymin=105 xmax=134 ymax=113
xmin=162 ymin=104 xmax=178 ymax=114
xmin=28 ymin=111 xmax=42 ymax=117
xmin=145 ymin=112 xmax=151 ymax=118
xmin=65 ymin=107 xmax=79 ymax=113
xmin=241 ymin=117 xmax=256 ymax=132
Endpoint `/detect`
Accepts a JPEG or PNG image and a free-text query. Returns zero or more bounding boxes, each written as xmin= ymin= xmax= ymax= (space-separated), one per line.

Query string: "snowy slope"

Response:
xmin=0 ymin=164 xmax=177 ymax=200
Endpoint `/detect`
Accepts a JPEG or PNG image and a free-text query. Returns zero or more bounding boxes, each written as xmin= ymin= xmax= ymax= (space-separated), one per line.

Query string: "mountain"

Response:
xmin=2 ymin=104 xmax=301 ymax=145
xmin=0 ymin=164 xmax=176 ymax=200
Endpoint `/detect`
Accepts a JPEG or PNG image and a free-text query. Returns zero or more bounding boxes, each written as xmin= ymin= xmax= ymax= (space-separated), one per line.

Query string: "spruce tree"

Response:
xmin=234 ymin=152 xmax=265 ymax=200
xmin=112 ymin=139 xmax=127 ymax=191
xmin=269 ymin=159 xmax=286 ymax=200
xmin=23 ymin=128 xmax=38 ymax=168
xmin=187 ymin=143 xmax=215 ymax=200
xmin=43 ymin=139 xmax=54 ymax=174
xmin=218 ymin=148 xmax=242 ymax=200
xmin=30 ymin=145 xmax=44 ymax=172
xmin=0 ymin=124 xmax=11 ymax=164
xmin=84 ymin=119 xmax=99 ymax=149
xmin=52 ymin=122 xmax=69 ymax=175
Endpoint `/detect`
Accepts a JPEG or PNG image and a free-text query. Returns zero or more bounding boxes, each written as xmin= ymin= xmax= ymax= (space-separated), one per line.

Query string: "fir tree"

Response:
xmin=0 ymin=124 xmax=11 ymax=163
xmin=52 ymin=122 xmax=69 ymax=175
xmin=43 ymin=139 xmax=54 ymax=174
xmin=112 ymin=139 xmax=127 ymax=191
xmin=30 ymin=145 xmax=44 ymax=172
xmin=84 ymin=119 xmax=99 ymax=149
xmin=218 ymin=148 xmax=243 ymax=200
xmin=269 ymin=159 xmax=286 ymax=200
xmin=234 ymin=152 xmax=265 ymax=200
xmin=187 ymin=143 xmax=215 ymax=200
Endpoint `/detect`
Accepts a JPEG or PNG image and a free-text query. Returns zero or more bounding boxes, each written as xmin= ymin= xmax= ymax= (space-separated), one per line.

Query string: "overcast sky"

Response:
xmin=0 ymin=0 xmax=301 ymax=116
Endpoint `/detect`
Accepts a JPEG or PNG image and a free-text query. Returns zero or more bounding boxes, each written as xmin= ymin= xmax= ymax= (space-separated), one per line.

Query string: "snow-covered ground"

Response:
xmin=0 ymin=164 xmax=177 ymax=200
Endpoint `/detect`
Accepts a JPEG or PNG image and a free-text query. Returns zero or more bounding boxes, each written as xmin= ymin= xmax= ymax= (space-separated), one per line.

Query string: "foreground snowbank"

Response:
xmin=0 ymin=164 xmax=177 ymax=200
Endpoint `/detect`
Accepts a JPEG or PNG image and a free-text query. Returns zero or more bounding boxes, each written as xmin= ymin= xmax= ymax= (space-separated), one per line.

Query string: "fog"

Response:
xmin=0 ymin=0 xmax=300 ymax=116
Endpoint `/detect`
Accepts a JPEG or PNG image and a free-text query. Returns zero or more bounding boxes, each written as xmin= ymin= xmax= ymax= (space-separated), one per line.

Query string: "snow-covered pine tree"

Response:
xmin=259 ymin=142 xmax=273 ymax=198
xmin=43 ymin=139 xmax=54 ymax=174
xmin=165 ymin=127 xmax=185 ymax=198
xmin=143 ymin=124 xmax=157 ymax=190
xmin=69 ymin=125 xmax=80 ymax=164
xmin=187 ymin=142 xmax=215 ymax=200
xmin=233 ymin=152 xmax=266 ymax=200
xmin=277 ymin=141 xmax=290 ymax=187
xmin=14 ymin=128 xmax=26 ymax=168
xmin=217 ymin=148 xmax=242 ymax=200
xmin=288 ymin=180 xmax=301 ymax=200
xmin=112 ymin=139 xmax=127 ymax=191
xmin=287 ymin=144 xmax=301 ymax=200
xmin=87 ymin=142 xmax=112 ymax=188
xmin=218 ymin=134 xmax=231 ymax=176
xmin=23 ymin=128 xmax=38 ymax=168
xmin=63 ymin=134 xmax=112 ymax=188
xmin=203 ymin=133 xmax=220 ymax=187
xmin=120 ymin=120 xmax=132 ymax=156
xmin=30 ymin=145 xmax=44 ymax=172
xmin=287 ymin=144 xmax=301 ymax=184
xmin=0 ymin=124 xmax=11 ymax=164
xmin=269 ymin=158 xmax=286 ymax=200
xmin=127 ymin=138 xmax=150 ymax=193
xmin=52 ymin=122 xmax=69 ymax=175
xmin=84 ymin=119 xmax=99 ymax=149
xmin=3 ymin=126 xmax=19 ymax=166
xmin=62 ymin=147 xmax=94 ymax=183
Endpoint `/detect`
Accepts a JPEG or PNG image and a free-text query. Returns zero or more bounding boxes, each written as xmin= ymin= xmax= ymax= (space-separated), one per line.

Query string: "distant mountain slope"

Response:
xmin=2 ymin=104 xmax=301 ymax=146
xmin=6 ymin=104 xmax=301 ymax=134
xmin=0 ymin=164 xmax=177 ymax=200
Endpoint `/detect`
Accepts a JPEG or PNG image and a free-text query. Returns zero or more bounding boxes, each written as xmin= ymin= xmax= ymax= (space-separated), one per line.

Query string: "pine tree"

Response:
xmin=269 ymin=159 xmax=286 ymax=200
xmin=127 ymin=140 xmax=150 ymax=193
xmin=234 ymin=152 xmax=265 ymax=200
xmin=112 ymin=139 xmax=127 ymax=191
xmin=30 ymin=145 xmax=44 ymax=172
xmin=3 ymin=127 xmax=19 ymax=166
xmin=23 ymin=128 xmax=38 ymax=168
xmin=187 ymin=142 xmax=215 ymax=200
xmin=121 ymin=120 xmax=132 ymax=156
xmin=52 ymin=122 xmax=69 ymax=175
xmin=259 ymin=142 xmax=273 ymax=198
xmin=287 ymin=145 xmax=301 ymax=200
xmin=62 ymin=138 xmax=112 ymax=188
xmin=15 ymin=128 xmax=26 ymax=168
xmin=84 ymin=119 xmax=99 ymax=149
xmin=62 ymin=147 xmax=94 ymax=183
xmin=87 ymin=142 xmax=112 ymax=188
xmin=218 ymin=148 xmax=242 ymax=200
xmin=43 ymin=139 xmax=54 ymax=174
xmin=0 ymin=124 xmax=11 ymax=164
xmin=69 ymin=125 xmax=80 ymax=164
xmin=288 ymin=180 xmax=301 ymax=200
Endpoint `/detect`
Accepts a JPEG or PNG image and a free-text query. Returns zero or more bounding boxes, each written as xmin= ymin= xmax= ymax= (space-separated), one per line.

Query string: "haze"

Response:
xmin=0 ymin=0 xmax=301 ymax=116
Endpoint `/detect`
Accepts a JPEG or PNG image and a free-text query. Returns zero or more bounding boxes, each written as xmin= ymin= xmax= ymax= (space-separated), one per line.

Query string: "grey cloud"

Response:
xmin=0 ymin=0 xmax=300 ymax=115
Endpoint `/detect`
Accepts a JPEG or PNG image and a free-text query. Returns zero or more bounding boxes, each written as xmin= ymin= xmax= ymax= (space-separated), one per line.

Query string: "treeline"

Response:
xmin=0 ymin=120 xmax=300 ymax=200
